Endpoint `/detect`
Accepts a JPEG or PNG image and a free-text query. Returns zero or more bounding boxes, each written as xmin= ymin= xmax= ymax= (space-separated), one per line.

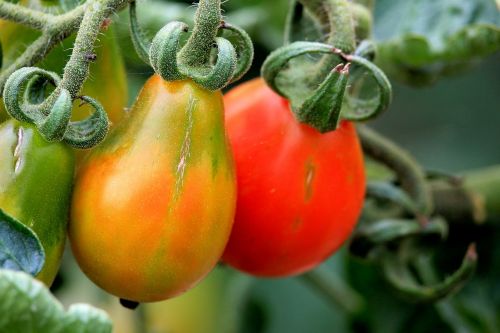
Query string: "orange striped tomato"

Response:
xmin=69 ymin=75 xmax=236 ymax=302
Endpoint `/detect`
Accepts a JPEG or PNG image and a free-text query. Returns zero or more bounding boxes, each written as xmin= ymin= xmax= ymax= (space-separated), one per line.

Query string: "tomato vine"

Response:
xmin=0 ymin=0 xmax=499 ymax=331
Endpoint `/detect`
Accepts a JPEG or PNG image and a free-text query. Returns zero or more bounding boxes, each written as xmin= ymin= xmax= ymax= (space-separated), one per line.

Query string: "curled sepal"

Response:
xmin=186 ymin=37 xmax=237 ymax=91
xmin=262 ymin=41 xmax=337 ymax=98
xmin=219 ymin=22 xmax=254 ymax=83
xmin=36 ymin=89 xmax=72 ymax=142
xmin=294 ymin=64 xmax=349 ymax=132
xmin=382 ymin=243 xmax=477 ymax=303
xmin=129 ymin=0 xmax=151 ymax=65
xmin=341 ymin=54 xmax=392 ymax=121
xmin=262 ymin=41 xmax=356 ymax=132
xmin=63 ymin=96 xmax=109 ymax=149
xmin=3 ymin=67 xmax=61 ymax=124
xmin=349 ymin=217 xmax=448 ymax=259
xmin=149 ymin=22 xmax=189 ymax=81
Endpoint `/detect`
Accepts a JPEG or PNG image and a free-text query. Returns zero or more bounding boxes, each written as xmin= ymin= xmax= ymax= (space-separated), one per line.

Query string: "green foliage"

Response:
xmin=0 ymin=269 xmax=112 ymax=333
xmin=0 ymin=209 xmax=44 ymax=276
xmin=374 ymin=0 xmax=500 ymax=85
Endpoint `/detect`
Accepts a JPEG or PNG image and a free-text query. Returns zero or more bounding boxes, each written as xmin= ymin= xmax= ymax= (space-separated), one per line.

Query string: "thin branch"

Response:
xmin=0 ymin=0 xmax=54 ymax=30
xmin=0 ymin=0 xmax=131 ymax=96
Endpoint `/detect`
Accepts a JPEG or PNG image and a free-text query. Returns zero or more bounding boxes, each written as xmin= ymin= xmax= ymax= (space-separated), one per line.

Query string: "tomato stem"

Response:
xmin=262 ymin=0 xmax=390 ymax=132
xmin=292 ymin=0 xmax=357 ymax=85
xmin=130 ymin=0 xmax=253 ymax=90
xmin=178 ymin=0 xmax=222 ymax=69
xmin=0 ymin=0 xmax=124 ymax=148
xmin=432 ymin=165 xmax=500 ymax=224
xmin=302 ymin=0 xmax=356 ymax=53
xmin=60 ymin=0 xmax=114 ymax=100
xmin=0 ymin=0 xmax=130 ymax=96
xmin=0 ymin=1 xmax=53 ymax=30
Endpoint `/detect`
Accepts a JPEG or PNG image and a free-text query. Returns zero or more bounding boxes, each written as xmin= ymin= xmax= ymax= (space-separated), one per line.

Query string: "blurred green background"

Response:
xmin=49 ymin=0 xmax=500 ymax=332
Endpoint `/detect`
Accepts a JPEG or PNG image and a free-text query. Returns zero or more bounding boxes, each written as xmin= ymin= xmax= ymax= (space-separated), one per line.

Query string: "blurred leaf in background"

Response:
xmin=374 ymin=0 xmax=500 ymax=86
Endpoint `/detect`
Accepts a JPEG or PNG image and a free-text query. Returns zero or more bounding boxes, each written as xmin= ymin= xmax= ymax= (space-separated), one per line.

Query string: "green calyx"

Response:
xmin=262 ymin=41 xmax=392 ymax=132
xmin=2 ymin=67 xmax=109 ymax=149
xmin=129 ymin=0 xmax=254 ymax=91
xmin=262 ymin=0 xmax=392 ymax=133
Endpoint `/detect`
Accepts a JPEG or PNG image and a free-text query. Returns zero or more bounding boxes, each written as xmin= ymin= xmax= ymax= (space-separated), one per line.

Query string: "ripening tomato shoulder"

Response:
xmin=69 ymin=75 xmax=236 ymax=302
xmin=222 ymin=78 xmax=365 ymax=277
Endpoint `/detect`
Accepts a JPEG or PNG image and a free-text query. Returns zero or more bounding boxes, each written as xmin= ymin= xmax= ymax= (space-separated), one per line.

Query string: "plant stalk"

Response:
xmin=0 ymin=0 xmax=53 ymax=29
xmin=432 ymin=165 xmax=500 ymax=224
xmin=178 ymin=0 xmax=222 ymax=68
xmin=0 ymin=0 xmax=130 ymax=95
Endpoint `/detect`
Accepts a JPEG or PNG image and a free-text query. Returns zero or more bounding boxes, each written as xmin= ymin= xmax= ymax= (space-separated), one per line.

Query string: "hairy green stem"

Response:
xmin=324 ymin=0 xmax=356 ymax=53
xmin=60 ymin=0 xmax=110 ymax=99
xmin=0 ymin=0 xmax=130 ymax=95
xmin=0 ymin=33 xmax=59 ymax=93
xmin=299 ymin=0 xmax=329 ymax=27
xmin=0 ymin=0 xmax=53 ymax=29
xmin=178 ymin=0 xmax=222 ymax=68
xmin=298 ymin=0 xmax=356 ymax=88
xmin=299 ymin=0 xmax=356 ymax=50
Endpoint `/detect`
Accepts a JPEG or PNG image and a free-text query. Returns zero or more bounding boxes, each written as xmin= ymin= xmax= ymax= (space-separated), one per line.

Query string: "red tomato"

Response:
xmin=222 ymin=78 xmax=366 ymax=277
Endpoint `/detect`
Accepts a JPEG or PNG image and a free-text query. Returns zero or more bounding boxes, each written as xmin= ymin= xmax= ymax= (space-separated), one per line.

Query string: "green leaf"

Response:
xmin=0 ymin=209 xmax=45 ymax=276
xmin=373 ymin=0 xmax=500 ymax=85
xmin=0 ymin=269 xmax=113 ymax=333
xmin=64 ymin=304 xmax=114 ymax=333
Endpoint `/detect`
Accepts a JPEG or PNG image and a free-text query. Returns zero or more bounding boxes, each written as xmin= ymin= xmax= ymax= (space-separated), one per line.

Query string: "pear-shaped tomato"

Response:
xmin=69 ymin=75 xmax=236 ymax=302
xmin=222 ymin=78 xmax=365 ymax=277
xmin=0 ymin=120 xmax=75 ymax=285
xmin=0 ymin=0 xmax=127 ymax=124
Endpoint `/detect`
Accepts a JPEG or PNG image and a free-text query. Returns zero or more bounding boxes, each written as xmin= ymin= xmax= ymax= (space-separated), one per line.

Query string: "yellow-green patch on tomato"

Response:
xmin=70 ymin=75 xmax=236 ymax=302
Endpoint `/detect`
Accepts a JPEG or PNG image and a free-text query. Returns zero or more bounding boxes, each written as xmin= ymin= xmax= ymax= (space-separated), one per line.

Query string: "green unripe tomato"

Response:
xmin=0 ymin=120 xmax=75 ymax=285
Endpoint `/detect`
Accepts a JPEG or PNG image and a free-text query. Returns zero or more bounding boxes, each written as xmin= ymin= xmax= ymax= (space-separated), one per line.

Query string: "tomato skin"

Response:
xmin=0 ymin=120 xmax=75 ymax=285
xmin=0 ymin=0 xmax=127 ymax=124
xmin=222 ymin=78 xmax=366 ymax=277
xmin=69 ymin=75 xmax=236 ymax=302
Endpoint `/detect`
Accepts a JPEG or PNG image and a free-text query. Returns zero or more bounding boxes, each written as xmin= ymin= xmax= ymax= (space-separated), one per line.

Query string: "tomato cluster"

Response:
xmin=0 ymin=1 xmax=365 ymax=304
xmin=67 ymin=75 xmax=364 ymax=301
xmin=0 ymin=76 xmax=365 ymax=301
